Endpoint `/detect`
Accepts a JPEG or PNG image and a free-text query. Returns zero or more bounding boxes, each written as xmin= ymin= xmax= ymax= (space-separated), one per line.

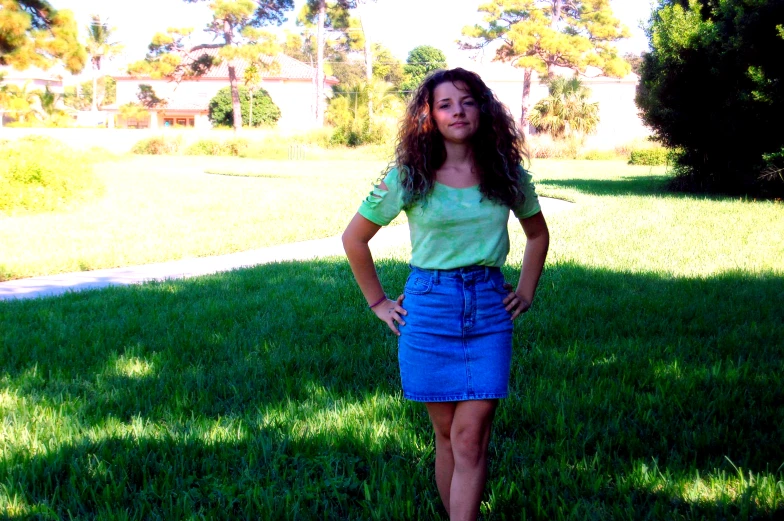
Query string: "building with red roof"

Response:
xmin=106 ymin=50 xmax=338 ymax=130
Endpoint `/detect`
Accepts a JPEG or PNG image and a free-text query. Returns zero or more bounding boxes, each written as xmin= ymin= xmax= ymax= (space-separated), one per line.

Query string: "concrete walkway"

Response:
xmin=0 ymin=198 xmax=573 ymax=301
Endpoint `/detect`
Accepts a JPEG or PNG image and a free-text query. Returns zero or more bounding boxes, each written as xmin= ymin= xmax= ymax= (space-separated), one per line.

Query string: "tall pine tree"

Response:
xmin=461 ymin=0 xmax=630 ymax=128
xmin=0 ymin=0 xmax=86 ymax=73
xmin=128 ymin=0 xmax=293 ymax=132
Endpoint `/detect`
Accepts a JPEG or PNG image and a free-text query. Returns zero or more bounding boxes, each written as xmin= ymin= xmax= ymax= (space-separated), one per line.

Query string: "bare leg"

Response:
xmin=425 ymin=402 xmax=458 ymax=515
xmin=426 ymin=400 xmax=497 ymax=521
xmin=449 ymin=399 xmax=497 ymax=521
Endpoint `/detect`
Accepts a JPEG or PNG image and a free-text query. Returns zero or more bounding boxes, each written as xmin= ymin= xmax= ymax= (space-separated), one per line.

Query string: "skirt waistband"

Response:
xmin=409 ymin=264 xmax=500 ymax=282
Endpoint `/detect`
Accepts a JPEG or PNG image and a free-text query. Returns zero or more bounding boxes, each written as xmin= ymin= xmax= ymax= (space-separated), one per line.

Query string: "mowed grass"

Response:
xmin=1 ymin=158 xmax=783 ymax=519
xmin=0 ymin=154 xmax=392 ymax=281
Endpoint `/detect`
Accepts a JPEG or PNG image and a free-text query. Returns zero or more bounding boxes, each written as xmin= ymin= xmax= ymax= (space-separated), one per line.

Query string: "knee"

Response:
xmin=451 ymin=428 xmax=487 ymax=467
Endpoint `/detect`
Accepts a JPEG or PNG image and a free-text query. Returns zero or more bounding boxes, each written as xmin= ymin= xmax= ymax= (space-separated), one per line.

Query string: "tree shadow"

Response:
xmin=538 ymin=174 xmax=725 ymax=198
xmin=1 ymin=259 xmax=782 ymax=518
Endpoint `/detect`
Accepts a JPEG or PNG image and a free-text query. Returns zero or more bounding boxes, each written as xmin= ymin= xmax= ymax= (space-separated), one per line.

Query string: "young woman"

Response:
xmin=342 ymin=68 xmax=549 ymax=521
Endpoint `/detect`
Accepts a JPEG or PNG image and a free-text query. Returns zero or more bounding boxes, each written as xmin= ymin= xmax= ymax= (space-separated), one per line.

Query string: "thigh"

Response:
xmin=426 ymin=402 xmax=457 ymax=438
xmin=451 ymin=400 xmax=498 ymax=440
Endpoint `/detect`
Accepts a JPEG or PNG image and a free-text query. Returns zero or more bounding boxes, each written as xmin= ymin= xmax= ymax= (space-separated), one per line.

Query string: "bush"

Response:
xmin=637 ymin=0 xmax=784 ymax=196
xmin=0 ymin=137 xmax=103 ymax=214
xmin=581 ymin=149 xmax=620 ymax=160
xmin=184 ymin=138 xmax=249 ymax=157
xmin=208 ymin=86 xmax=281 ymax=128
xmin=329 ymin=120 xmax=395 ymax=147
xmin=131 ymin=135 xmax=183 ymax=155
xmin=629 ymin=147 xmax=669 ymax=166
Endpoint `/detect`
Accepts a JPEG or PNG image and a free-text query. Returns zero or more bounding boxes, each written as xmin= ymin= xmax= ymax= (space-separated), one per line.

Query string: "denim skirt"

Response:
xmin=398 ymin=265 xmax=513 ymax=402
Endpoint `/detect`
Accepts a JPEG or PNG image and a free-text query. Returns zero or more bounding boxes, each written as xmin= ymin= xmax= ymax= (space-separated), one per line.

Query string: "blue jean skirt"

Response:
xmin=398 ymin=265 xmax=514 ymax=402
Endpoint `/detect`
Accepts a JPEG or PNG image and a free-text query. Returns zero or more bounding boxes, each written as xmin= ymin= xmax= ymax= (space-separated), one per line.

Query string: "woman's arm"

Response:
xmin=504 ymin=211 xmax=550 ymax=320
xmin=342 ymin=212 xmax=407 ymax=335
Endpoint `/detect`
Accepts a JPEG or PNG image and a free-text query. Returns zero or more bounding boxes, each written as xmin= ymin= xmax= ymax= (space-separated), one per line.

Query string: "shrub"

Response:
xmin=131 ymin=135 xmax=183 ymax=155
xmin=629 ymin=147 xmax=669 ymax=166
xmin=208 ymin=86 xmax=281 ymax=128
xmin=581 ymin=149 xmax=619 ymax=160
xmin=0 ymin=137 xmax=103 ymax=214
xmin=184 ymin=138 xmax=249 ymax=156
xmin=637 ymin=0 xmax=784 ymax=195
xmin=329 ymin=120 xmax=395 ymax=147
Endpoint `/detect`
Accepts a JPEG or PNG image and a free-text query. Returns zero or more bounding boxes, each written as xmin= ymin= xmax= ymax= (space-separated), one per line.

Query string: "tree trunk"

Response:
xmin=548 ymin=0 xmax=562 ymax=79
xmin=249 ymin=89 xmax=253 ymax=128
xmin=358 ymin=3 xmax=373 ymax=120
xmin=223 ymin=19 xmax=242 ymax=132
xmin=228 ymin=64 xmax=242 ymax=131
xmin=316 ymin=0 xmax=326 ymax=126
xmin=91 ymin=60 xmax=99 ymax=111
xmin=521 ymin=68 xmax=532 ymax=134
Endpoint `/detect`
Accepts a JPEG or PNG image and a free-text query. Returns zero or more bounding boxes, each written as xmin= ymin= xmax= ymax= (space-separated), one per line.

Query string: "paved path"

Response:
xmin=0 ymin=198 xmax=573 ymax=301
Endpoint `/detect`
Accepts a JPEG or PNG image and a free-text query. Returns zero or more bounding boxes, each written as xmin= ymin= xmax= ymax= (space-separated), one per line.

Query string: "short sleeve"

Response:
xmin=357 ymin=167 xmax=405 ymax=226
xmin=511 ymin=166 xmax=541 ymax=220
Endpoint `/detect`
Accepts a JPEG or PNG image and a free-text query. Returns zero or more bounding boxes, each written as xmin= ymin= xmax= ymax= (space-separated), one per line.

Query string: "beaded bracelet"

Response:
xmin=368 ymin=295 xmax=387 ymax=309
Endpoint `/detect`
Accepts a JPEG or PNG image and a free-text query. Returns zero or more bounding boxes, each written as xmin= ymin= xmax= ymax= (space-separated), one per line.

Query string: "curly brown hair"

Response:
xmin=395 ymin=67 xmax=529 ymax=208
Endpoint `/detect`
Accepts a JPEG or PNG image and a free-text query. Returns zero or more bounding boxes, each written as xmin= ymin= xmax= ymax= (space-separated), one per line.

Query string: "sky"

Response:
xmin=54 ymin=0 xmax=654 ymax=75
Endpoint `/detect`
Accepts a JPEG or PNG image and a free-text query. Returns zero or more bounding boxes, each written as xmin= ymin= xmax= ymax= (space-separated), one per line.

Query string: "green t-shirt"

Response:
xmin=358 ymin=167 xmax=541 ymax=269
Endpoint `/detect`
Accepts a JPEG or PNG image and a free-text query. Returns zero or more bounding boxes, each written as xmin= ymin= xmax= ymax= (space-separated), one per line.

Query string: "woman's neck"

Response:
xmin=441 ymin=141 xmax=475 ymax=168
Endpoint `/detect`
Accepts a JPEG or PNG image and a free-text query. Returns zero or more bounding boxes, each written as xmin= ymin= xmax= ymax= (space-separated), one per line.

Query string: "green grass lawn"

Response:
xmin=1 ymin=158 xmax=783 ymax=519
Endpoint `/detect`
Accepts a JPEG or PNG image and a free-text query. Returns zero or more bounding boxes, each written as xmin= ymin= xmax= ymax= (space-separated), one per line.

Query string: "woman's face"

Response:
xmin=430 ymin=80 xmax=479 ymax=144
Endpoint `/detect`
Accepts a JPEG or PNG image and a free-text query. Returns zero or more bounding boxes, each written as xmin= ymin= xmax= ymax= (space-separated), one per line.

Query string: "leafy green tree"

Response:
xmin=400 ymin=45 xmax=447 ymax=96
xmin=85 ymin=14 xmax=123 ymax=111
xmin=529 ymin=76 xmax=599 ymax=140
xmin=128 ymin=0 xmax=293 ymax=132
xmin=208 ymin=85 xmax=281 ymax=127
xmin=63 ymin=77 xmax=115 ymax=111
xmin=326 ymin=77 xmax=402 ymax=145
xmin=637 ymin=0 xmax=784 ymax=195
xmin=0 ymin=0 xmax=86 ymax=73
xmin=372 ymin=44 xmax=404 ymax=87
xmin=461 ymin=0 xmax=630 ymax=127
xmin=301 ymin=0 xmax=357 ymax=124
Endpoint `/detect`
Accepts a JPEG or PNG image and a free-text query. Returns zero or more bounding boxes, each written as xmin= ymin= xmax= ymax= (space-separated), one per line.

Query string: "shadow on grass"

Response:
xmin=539 ymin=175 xmax=681 ymax=197
xmin=1 ymin=259 xmax=782 ymax=519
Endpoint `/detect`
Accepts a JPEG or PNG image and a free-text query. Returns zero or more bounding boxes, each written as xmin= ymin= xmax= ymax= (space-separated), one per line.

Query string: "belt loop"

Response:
xmin=484 ymin=266 xmax=490 ymax=282
xmin=433 ymin=269 xmax=440 ymax=285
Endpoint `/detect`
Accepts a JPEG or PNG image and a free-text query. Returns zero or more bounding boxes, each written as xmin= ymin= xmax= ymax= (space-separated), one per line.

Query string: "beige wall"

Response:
xmin=115 ymin=77 xmax=324 ymax=130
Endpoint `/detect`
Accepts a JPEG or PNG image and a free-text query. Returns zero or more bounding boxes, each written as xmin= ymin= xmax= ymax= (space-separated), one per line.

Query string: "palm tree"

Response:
xmin=85 ymin=15 xmax=123 ymax=111
xmin=0 ymin=82 xmax=40 ymax=123
xmin=529 ymin=76 xmax=600 ymax=141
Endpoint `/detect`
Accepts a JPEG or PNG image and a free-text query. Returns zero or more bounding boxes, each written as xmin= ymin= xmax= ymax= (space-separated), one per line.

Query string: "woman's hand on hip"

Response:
xmin=373 ymin=294 xmax=407 ymax=336
xmin=503 ymin=283 xmax=531 ymax=320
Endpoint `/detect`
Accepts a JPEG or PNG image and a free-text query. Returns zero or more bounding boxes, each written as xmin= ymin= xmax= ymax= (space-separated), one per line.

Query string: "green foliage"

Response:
xmin=130 ymin=135 xmax=183 ymax=155
xmin=327 ymin=78 xmax=402 ymax=146
xmin=0 ymin=0 xmax=86 ymax=73
xmin=529 ymin=77 xmax=599 ymax=140
xmin=208 ymin=86 xmax=281 ymax=127
xmin=184 ymin=138 xmax=250 ymax=157
xmin=461 ymin=0 xmax=631 ymax=78
xmin=63 ymin=77 xmax=116 ymax=110
xmin=128 ymin=0 xmax=292 ymax=131
xmin=0 ymin=136 xmax=103 ymax=213
xmin=629 ymin=147 xmax=670 ymax=166
xmin=400 ymin=45 xmax=447 ymax=95
xmin=637 ymin=0 xmax=784 ymax=196
xmin=372 ymin=44 xmax=404 ymax=87
xmin=581 ymin=149 xmax=619 ymax=160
